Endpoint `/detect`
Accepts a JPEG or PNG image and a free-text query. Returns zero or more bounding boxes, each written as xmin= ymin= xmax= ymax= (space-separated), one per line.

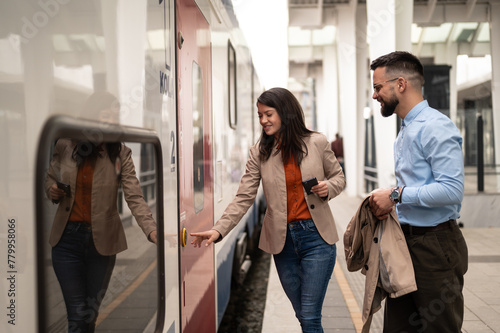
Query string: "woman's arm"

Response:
xmin=120 ymin=145 xmax=157 ymax=243
xmin=191 ymin=145 xmax=262 ymax=247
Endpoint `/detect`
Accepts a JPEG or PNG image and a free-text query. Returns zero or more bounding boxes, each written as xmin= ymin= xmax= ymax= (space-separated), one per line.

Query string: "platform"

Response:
xmin=262 ymin=192 xmax=500 ymax=333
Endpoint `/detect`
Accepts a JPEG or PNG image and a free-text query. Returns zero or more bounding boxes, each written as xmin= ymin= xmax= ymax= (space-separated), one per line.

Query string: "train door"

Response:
xmin=176 ymin=1 xmax=215 ymax=332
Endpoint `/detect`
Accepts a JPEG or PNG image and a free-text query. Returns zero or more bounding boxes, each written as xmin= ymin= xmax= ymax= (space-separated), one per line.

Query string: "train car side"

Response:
xmin=0 ymin=0 xmax=262 ymax=332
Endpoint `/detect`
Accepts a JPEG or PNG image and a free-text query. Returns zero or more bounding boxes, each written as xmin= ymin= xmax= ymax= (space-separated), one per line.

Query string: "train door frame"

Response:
xmin=175 ymin=0 xmax=215 ymax=332
xmin=35 ymin=115 xmax=166 ymax=332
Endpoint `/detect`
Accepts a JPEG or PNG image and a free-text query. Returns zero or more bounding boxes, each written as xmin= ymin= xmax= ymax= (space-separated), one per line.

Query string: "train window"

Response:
xmin=36 ymin=116 xmax=164 ymax=333
xmin=228 ymin=40 xmax=237 ymax=129
xmin=116 ymin=143 xmax=157 ymax=214
xmin=193 ymin=61 xmax=205 ymax=214
xmin=140 ymin=142 xmax=157 ymax=202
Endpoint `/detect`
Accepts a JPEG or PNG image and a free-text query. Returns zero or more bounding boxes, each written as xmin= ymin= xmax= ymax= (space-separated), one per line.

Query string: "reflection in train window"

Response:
xmin=193 ymin=61 xmax=205 ymax=214
xmin=228 ymin=40 xmax=237 ymax=129
xmin=140 ymin=142 xmax=157 ymax=202
xmin=40 ymin=139 xmax=159 ymax=332
xmin=118 ymin=143 xmax=156 ymax=214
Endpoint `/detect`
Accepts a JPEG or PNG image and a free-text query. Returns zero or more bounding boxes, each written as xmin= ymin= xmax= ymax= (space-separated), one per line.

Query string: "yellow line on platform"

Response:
xmin=96 ymin=260 xmax=157 ymax=326
xmin=334 ymin=259 xmax=363 ymax=333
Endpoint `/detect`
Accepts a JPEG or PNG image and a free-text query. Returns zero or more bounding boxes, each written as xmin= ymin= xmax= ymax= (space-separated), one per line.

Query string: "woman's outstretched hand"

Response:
xmin=190 ymin=230 xmax=221 ymax=247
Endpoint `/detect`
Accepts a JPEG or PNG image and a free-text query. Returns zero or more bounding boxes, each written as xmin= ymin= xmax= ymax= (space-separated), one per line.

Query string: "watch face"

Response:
xmin=391 ymin=189 xmax=399 ymax=201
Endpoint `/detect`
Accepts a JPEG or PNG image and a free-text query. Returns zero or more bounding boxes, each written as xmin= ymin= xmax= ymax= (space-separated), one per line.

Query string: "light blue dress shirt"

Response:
xmin=395 ymin=100 xmax=464 ymax=227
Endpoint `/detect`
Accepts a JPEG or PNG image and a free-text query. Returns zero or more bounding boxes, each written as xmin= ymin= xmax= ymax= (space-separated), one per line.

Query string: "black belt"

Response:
xmin=67 ymin=221 xmax=92 ymax=230
xmin=401 ymin=220 xmax=456 ymax=236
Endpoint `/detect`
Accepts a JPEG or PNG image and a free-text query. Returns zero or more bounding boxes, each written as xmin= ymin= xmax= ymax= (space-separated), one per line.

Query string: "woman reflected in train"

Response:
xmin=191 ymin=87 xmax=345 ymax=332
xmin=45 ymin=92 xmax=157 ymax=333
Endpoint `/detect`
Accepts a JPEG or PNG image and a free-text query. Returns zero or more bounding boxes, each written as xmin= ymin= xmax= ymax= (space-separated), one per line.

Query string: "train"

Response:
xmin=0 ymin=0 xmax=266 ymax=332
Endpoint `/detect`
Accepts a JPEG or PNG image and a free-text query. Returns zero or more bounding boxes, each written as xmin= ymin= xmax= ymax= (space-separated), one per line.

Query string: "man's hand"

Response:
xmin=369 ymin=188 xmax=394 ymax=220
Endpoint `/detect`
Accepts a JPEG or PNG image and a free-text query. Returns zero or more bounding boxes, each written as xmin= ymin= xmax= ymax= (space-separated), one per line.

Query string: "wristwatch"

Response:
xmin=389 ymin=187 xmax=401 ymax=204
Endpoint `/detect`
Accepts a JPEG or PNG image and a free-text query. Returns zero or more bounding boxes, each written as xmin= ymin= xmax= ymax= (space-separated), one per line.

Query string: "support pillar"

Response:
xmin=355 ymin=6 xmax=368 ymax=197
xmin=336 ymin=3 xmax=359 ymax=196
xmin=366 ymin=0 xmax=413 ymax=189
xmin=490 ymin=3 xmax=500 ymax=191
xmin=321 ymin=45 xmax=338 ymax=140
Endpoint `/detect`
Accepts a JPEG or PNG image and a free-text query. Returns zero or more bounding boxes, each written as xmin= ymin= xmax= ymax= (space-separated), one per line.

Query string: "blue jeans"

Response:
xmin=273 ymin=219 xmax=336 ymax=333
xmin=52 ymin=222 xmax=116 ymax=333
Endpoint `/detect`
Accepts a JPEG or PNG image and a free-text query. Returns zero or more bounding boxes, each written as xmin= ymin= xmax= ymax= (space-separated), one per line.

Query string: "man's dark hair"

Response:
xmin=370 ymin=51 xmax=425 ymax=86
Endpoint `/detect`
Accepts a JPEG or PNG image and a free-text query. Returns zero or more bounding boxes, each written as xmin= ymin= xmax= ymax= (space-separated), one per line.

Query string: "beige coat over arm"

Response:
xmin=344 ymin=196 xmax=417 ymax=333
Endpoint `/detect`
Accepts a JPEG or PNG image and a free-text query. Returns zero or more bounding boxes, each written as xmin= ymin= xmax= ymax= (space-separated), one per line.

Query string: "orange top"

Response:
xmin=284 ymin=156 xmax=312 ymax=223
xmin=68 ymin=158 xmax=96 ymax=224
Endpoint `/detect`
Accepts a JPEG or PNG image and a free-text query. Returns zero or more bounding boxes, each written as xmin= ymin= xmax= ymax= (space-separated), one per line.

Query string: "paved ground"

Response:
xmin=262 ymin=192 xmax=500 ymax=333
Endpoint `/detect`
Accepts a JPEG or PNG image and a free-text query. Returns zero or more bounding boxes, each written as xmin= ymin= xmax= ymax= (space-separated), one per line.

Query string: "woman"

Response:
xmin=191 ymin=87 xmax=345 ymax=332
xmin=45 ymin=92 xmax=157 ymax=332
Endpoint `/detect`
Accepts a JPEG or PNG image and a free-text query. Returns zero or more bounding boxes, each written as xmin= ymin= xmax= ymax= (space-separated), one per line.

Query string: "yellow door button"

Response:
xmin=181 ymin=227 xmax=187 ymax=247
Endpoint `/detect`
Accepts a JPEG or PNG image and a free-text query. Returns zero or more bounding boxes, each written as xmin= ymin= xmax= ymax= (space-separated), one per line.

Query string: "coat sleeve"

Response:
xmin=120 ymin=145 xmax=157 ymax=241
xmin=212 ymin=145 xmax=261 ymax=239
xmin=344 ymin=196 xmax=371 ymax=272
xmin=45 ymin=143 xmax=61 ymax=199
xmin=45 ymin=139 xmax=71 ymax=202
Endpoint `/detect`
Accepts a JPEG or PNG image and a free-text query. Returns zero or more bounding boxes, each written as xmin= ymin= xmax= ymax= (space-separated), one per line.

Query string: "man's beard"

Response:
xmin=380 ymin=95 xmax=399 ymax=117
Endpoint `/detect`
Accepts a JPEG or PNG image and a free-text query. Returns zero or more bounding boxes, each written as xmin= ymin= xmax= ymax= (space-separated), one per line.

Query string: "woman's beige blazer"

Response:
xmin=213 ymin=132 xmax=345 ymax=254
xmin=45 ymin=139 xmax=156 ymax=255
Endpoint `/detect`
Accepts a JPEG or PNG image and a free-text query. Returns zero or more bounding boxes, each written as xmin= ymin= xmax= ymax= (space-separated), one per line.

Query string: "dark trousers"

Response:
xmin=383 ymin=222 xmax=468 ymax=333
xmin=52 ymin=222 xmax=116 ymax=333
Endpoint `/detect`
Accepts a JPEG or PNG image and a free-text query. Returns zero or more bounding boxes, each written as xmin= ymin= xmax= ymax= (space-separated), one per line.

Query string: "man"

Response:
xmin=369 ymin=51 xmax=468 ymax=333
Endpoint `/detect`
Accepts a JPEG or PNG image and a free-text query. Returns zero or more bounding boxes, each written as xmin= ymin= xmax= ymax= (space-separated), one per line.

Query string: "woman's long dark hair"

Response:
xmin=257 ymin=88 xmax=314 ymax=165
xmin=72 ymin=141 xmax=121 ymax=167
xmin=72 ymin=91 xmax=122 ymax=166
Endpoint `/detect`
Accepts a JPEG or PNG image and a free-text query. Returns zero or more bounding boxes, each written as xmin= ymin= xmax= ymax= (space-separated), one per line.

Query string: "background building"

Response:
xmin=284 ymin=0 xmax=500 ymax=227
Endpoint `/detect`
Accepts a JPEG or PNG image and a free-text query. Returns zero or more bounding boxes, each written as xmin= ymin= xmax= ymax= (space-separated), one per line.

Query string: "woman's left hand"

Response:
xmin=149 ymin=230 xmax=158 ymax=244
xmin=311 ymin=181 xmax=329 ymax=198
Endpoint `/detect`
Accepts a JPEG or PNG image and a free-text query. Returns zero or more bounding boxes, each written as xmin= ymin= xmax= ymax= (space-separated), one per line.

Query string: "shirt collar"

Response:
xmin=402 ymin=100 xmax=428 ymax=126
